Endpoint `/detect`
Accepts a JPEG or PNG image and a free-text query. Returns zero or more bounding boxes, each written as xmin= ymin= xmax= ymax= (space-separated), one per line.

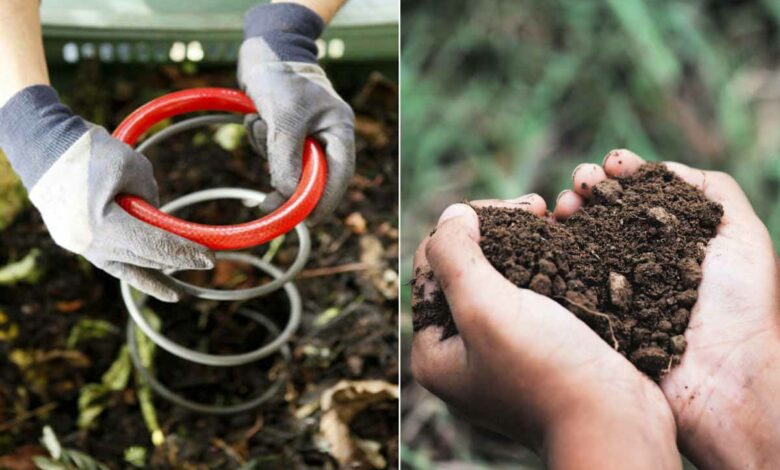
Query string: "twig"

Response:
xmin=556 ymin=296 xmax=619 ymax=351
xmin=243 ymin=416 xmax=264 ymax=441
xmin=297 ymin=262 xmax=367 ymax=279
xmin=212 ymin=438 xmax=246 ymax=466
xmin=0 ymin=402 xmax=58 ymax=432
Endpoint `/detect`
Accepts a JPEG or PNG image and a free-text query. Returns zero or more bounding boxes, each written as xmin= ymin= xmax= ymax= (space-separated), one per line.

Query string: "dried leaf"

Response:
xmin=354 ymin=438 xmax=386 ymax=469
xmin=355 ymin=116 xmax=389 ymax=148
xmin=360 ymin=236 xmax=398 ymax=300
xmin=318 ymin=380 xmax=398 ymax=468
xmin=55 ymin=300 xmax=84 ymax=314
xmin=0 ymin=445 xmax=44 ymax=470
xmin=345 ymin=212 xmax=367 ymax=235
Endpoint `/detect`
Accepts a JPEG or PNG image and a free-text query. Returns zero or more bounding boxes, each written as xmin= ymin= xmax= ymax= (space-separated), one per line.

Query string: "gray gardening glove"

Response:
xmin=239 ymin=3 xmax=355 ymax=222
xmin=0 ymin=85 xmax=214 ymax=302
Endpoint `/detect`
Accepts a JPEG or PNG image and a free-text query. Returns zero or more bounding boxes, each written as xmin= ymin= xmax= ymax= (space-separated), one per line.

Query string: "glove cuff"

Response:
xmin=0 ymin=85 xmax=88 ymax=189
xmin=243 ymin=3 xmax=325 ymax=63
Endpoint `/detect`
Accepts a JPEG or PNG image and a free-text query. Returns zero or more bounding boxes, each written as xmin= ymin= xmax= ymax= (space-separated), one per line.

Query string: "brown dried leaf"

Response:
xmin=55 ymin=299 xmax=84 ymax=313
xmin=360 ymin=236 xmax=398 ymax=300
xmin=346 ymin=212 xmax=368 ymax=235
xmin=0 ymin=445 xmax=44 ymax=470
xmin=318 ymin=380 xmax=398 ymax=468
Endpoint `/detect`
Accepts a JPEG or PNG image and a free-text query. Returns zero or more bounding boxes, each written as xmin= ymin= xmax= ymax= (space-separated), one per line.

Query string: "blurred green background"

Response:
xmin=401 ymin=0 xmax=780 ymax=467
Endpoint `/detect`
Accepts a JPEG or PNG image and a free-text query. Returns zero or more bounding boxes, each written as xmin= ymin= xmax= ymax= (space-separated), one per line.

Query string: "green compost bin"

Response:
xmin=41 ymin=0 xmax=398 ymax=65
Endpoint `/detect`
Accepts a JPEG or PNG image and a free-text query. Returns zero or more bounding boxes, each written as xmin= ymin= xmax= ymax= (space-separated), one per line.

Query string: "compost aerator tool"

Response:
xmin=113 ymin=88 xmax=326 ymax=414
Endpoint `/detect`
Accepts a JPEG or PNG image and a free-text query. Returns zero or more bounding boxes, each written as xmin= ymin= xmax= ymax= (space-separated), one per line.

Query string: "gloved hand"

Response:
xmin=0 ymin=85 xmax=214 ymax=302
xmin=238 ymin=3 xmax=355 ymax=222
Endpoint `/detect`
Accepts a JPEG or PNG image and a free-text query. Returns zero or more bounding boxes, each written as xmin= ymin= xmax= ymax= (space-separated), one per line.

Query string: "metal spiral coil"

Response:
xmin=120 ymin=114 xmax=308 ymax=414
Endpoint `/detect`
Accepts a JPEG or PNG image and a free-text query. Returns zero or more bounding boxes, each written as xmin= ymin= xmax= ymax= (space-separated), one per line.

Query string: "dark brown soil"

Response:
xmin=412 ymin=164 xmax=722 ymax=381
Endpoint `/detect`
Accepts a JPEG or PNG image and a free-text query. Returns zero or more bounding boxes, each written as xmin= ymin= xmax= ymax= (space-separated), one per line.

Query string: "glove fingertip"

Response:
xmin=189 ymin=250 xmax=216 ymax=271
xmin=149 ymin=288 xmax=181 ymax=303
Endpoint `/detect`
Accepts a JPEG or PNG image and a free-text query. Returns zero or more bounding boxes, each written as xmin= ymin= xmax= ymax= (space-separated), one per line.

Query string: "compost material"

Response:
xmin=0 ymin=64 xmax=398 ymax=469
xmin=413 ymin=164 xmax=722 ymax=381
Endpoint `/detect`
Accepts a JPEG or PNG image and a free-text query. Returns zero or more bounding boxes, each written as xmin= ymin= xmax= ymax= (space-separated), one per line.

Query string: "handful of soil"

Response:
xmin=412 ymin=164 xmax=723 ymax=381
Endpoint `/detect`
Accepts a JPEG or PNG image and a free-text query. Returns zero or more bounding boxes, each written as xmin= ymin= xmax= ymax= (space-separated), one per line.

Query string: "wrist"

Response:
xmin=0 ymin=85 xmax=87 ymax=189
xmin=243 ymin=3 xmax=324 ymax=63
xmin=542 ymin=381 xmax=679 ymax=470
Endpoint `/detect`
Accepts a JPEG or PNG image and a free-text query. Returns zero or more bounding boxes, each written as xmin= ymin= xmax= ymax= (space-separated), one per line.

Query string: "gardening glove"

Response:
xmin=0 ymin=85 xmax=214 ymax=302
xmin=238 ymin=2 xmax=355 ymax=222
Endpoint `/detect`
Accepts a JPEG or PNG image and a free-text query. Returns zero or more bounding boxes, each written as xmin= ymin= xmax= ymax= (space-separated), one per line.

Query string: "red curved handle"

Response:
xmin=112 ymin=88 xmax=327 ymax=251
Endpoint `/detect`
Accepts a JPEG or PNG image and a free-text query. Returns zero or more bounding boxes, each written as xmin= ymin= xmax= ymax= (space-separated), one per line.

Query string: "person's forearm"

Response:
xmin=0 ymin=0 xmax=49 ymax=107
xmin=272 ymin=0 xmax=346 ymax=23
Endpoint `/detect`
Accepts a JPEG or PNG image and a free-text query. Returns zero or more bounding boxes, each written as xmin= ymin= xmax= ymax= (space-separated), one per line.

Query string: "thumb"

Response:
xmin=244 ymin=114 xmax=269 ymax=160
xmin=266 ymin=127 xmax=305 ymax=198
xmin=425 ymin=204 xmax=521 ymax=340
xmin=259 ymin=190 xmax=287 ymax=214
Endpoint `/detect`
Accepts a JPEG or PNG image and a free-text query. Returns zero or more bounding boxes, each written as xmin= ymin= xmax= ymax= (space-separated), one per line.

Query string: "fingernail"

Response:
xmin=505 ymin=193 xmax=539 ymax=204
xmin=571 ymin=163 xmax=586 ymax=180
xmin=438 ymin=203 xmax=472 ymax=226
xmin=556 ymin=190 xmax=569 ymax=202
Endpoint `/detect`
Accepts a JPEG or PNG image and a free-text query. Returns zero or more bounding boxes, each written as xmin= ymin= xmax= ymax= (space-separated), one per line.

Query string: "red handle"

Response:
xmin=113 ymin=88 xmax=327 ymax=250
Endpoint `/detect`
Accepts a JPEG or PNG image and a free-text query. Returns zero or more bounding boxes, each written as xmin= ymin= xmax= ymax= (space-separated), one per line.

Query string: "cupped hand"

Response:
xmin=562 ymin=150 xmax=780 ymax=469
xmin=411 ymin=196 xmax=680 ymax=469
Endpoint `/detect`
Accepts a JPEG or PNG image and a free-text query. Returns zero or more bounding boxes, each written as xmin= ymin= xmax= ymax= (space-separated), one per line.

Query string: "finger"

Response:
xmin=103 ymin=262 xmax=181 ymax=302
xmin=109 ymin=209 xmax=215 ymax=271
xmin=411 ymin=234 xmax=436 ymax=307
xmin=267 ymin=130 xmax=305 ymax=198
xmin=102 ymin=246 xmax=181 ymax=271
xmin=553 ymin=190 xmax=585 ymax=221
xmin=469 ymin=193 xmax=547 ymax=217
xmin=411 ymin=323 xmax=468 ymax=397
xmin=663 ymin=162 xmax=761 ymax=228
xmin=424 ymin=204 xmax=522 ymax=340
xmin=602 ymin=149 xmax=645 ymax=177
xmin=571 ymin=163 xmax=607 ymax=198
xmin=308 ymin=130 xmax=355 ymax=223
xmin=259 ymin=190 xmax=286 ymax=214
xmin=244 ymin=114 xmax=269 ymax=160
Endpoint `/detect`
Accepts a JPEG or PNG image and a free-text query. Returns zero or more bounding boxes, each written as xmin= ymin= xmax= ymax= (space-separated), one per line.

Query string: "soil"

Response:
xmin=412 ymin=164 xmax=723 ymax=381
xmin=0 ymin=63 xmax=398 ymax=469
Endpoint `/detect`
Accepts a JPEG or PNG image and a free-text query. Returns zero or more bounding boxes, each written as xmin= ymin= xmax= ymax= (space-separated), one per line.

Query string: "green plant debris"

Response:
xmin=66 ymin=319 xmax=119 ymax=349
xmin=35 ymin=425 xmax=110 ymax=470
xmin=123 ymin=446 xmax=147 ymax=468
xmin=0 ymin=310 xmax=19 ymax=341
xmin=0 ymin=151 xmax=27 ymax=230
xmin=214 ymin=123 xmax=246 ymax=151
xmin=0 ymin=249 xmax=42 ymax=285
xmin=77 ymin=346 xmax=132 ymax=429
xmin=314 ymin=307 xmax=342 ymax=327
xmin=135 ymin=307 xmax=164 ymax=446
xmin=11 ymin=349 xmax=90 ymax=396
xmin=262 ymin=234 xmax=285 ymax=263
